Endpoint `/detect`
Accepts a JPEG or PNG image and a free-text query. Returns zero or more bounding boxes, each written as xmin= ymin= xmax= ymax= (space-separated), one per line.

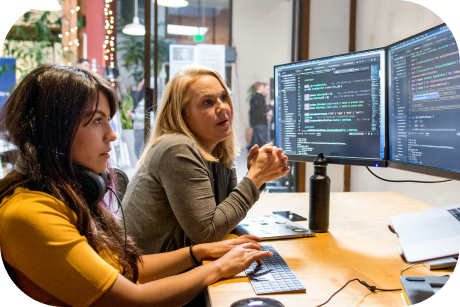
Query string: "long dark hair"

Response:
xmin=0 ymin=65 xmax=143 ymax=282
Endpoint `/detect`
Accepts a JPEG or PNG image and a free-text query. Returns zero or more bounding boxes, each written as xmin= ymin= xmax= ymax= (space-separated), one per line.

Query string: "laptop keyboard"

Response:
xmin=447 ymin=208 xmax=460 ymax=222
xmin=245 ymin=245 xmax=306 ymax=294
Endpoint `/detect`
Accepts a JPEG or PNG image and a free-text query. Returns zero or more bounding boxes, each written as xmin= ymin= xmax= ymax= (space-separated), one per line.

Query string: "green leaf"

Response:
xmin=120 ymin=89 xmax=134 ymax=129
xmin=23 ymin=12 xmax=31 ymax=23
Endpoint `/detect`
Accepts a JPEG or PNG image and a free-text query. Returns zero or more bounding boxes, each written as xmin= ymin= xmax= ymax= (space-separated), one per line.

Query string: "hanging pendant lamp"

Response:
xmin=156 ymin=0 xmax=189 ymax=8
xmin=123 ymin=0 xmax=145 ymax=36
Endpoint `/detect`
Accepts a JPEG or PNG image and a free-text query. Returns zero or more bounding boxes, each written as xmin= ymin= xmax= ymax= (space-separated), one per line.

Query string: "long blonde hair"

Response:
xmin=138 ymin=65 xmax=238 ymax=168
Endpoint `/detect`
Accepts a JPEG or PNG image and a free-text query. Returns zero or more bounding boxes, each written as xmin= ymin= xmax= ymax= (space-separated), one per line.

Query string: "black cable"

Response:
xmin=107 ymin=186 xmax=127 ymax=252
xmin=366 ymin=166 xmax=451 ymax=183
xmin=316 ymin=278 xmax=401 ymax=307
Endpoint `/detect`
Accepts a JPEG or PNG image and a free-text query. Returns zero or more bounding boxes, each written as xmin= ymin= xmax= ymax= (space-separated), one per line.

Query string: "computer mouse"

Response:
xmin=230 ymin=297 xmax=285 ymax=307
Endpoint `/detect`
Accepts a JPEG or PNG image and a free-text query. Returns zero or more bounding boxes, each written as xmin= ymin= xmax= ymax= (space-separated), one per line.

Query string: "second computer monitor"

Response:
xmin=274 ymin=48 xmax=387 ymax=166
xmin=388 ymin=24 xmax=460 ymax=180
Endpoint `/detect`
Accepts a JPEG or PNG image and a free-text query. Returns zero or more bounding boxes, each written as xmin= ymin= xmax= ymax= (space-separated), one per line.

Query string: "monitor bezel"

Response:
xmin=386 ymin=23 xmax=447 ymax=55
xmin=274 ymin=47 xmax=388 ymax=167
xmin=387 ymin=161 xmax=460 ymax=181
xmin=386 ymin=23 xmax=460 ymax=180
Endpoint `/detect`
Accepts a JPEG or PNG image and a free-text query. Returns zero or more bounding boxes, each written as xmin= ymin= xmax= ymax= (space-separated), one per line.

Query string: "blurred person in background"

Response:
xmin=249 ymin=82 xmax=270 ymax=149
xmin=76 ymin=58 xmax=91 ymax=70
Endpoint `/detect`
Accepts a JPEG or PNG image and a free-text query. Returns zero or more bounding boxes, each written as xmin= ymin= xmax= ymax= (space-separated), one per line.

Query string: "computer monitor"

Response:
xmin=274 ymin=48 xmax=387 ymax=166
xmin=387 ymin=24 xmax=460 ymax=180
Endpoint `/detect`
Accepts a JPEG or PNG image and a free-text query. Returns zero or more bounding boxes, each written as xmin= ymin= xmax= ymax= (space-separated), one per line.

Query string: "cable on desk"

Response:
xmin=316 ymin=278 xmax=402 ymax=307
xmin=401 ymin=263 xmax=424 ymax=275
xmin=366 ymin=167 xmax=451 ymax=183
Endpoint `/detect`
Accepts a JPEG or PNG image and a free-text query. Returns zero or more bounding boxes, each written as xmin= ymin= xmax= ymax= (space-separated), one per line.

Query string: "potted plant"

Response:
xmin=3 ymin=10 xmax=73 ymax=81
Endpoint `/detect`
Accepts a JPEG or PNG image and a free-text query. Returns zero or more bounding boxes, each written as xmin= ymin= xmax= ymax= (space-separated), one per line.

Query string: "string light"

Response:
xmin=103 ymin=0 xmax=116 ymax=82
xmin=61 ymin=4 xmax=81 ymax=65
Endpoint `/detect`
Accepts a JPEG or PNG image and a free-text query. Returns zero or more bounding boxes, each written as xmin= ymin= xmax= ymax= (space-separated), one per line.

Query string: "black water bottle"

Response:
xmin=309 ymin=153 xmax=330 ymax=233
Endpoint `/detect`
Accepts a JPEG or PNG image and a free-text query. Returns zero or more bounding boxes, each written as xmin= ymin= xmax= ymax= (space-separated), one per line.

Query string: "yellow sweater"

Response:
xmin=0 ymin=187 xmax=119 ymax=307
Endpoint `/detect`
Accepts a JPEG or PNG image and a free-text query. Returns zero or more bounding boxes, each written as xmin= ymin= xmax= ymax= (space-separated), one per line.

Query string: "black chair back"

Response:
xmin=112 ymin=166 xmax=129 ymax=202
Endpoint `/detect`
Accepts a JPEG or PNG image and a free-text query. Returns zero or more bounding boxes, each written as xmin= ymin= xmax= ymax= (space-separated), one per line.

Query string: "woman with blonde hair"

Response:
xmin=122 ymin=65 xmax=290 ymax=255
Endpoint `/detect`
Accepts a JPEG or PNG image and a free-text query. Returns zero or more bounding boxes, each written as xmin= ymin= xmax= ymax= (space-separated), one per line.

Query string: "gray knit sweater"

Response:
xmin=122 ymin=134 xmax=262 ymax=254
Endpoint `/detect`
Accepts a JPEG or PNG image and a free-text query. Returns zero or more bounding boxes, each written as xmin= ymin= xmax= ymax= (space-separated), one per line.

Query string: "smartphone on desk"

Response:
xmin=273 ymin=211 xmax=307 ymax=221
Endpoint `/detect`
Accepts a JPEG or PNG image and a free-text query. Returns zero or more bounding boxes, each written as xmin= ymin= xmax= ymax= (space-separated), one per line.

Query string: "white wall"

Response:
xmin=356 ymin=0 xmax=444 ymax=51
xmin=232 ymin=0 xmax=292 ymax=148
xmin=351 ymin=0 xmax=460 ymax=207
xmin=309 ymin=0 xmax=351 ymax=59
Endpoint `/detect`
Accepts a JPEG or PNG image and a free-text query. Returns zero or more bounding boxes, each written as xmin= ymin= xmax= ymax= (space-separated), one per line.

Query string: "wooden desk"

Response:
xmin=207 ymin=192 xmax=452 ymax=307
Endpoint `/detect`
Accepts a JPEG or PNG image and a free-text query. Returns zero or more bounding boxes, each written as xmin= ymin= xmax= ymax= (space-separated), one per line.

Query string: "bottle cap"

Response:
xmin=314 ymin=153 xmax=328 ymax=166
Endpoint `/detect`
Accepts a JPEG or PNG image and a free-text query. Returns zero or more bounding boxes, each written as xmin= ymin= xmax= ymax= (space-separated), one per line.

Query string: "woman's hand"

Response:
xmin=193 ymin=235 xmax=262 ymax=260
xmin=247 ymin=145 xmax=259 ymax=170
xmin=247 ymin=143 xmax=287 ymax=170
xmin=212 ymin=243 xmax=273 ymax=279
xmin=246 ymin=142 xmax=291 ymax=188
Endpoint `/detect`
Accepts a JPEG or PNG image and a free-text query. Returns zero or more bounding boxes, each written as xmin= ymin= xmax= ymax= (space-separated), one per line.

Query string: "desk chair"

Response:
xmin=111 ymin=166 xmax=129 ymax=202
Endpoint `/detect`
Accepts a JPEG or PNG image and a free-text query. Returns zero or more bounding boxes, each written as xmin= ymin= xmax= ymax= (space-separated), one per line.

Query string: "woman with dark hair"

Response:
xmin=0 ymin=65 xmax=271 ymax=307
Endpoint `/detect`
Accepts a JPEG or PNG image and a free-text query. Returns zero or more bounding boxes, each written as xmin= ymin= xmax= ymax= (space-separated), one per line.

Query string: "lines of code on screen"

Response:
xmin=389 ymin=25 xmax=460 ymax=171
xmin=275 ymin=50 xmax=386 ymax=160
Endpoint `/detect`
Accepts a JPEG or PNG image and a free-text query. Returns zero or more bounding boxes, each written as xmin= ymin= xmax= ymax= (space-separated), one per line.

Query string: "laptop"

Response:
xmin=234 ymin=214 xmax=315 ymax=240
xmin=390 ymin=203 xmax=460 ymax=263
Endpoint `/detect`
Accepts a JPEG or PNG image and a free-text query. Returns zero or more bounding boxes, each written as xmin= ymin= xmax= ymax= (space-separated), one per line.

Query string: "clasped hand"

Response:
xmin=246 ymin=142 xmax=291 ymax=188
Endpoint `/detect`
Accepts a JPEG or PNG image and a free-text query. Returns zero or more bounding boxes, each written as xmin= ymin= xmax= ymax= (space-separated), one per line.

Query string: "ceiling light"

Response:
xmin=123 ymin=17 xmax=145 ymax=35
xmin=155 ymin=0 xmax=189 ymax=8
xmin=123 ymin=0 xmax=145 ymax=36
xmin=167 ymin=24 xmax=208 ymax=36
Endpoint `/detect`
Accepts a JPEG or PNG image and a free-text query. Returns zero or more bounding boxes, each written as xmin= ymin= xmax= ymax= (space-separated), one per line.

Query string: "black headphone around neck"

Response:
xmin=73 ymin=164 xmax=112 ymax=210
xmin=76 ymin=166 xmax=128 ymax=251
xmin=14 ymin=158 xmax=111 ymax=210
